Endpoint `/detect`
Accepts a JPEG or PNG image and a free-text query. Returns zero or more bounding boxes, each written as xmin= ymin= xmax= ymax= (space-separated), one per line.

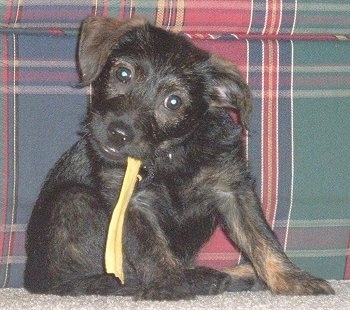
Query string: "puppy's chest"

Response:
xmin=98 ymin=167 xmax=125 ymax=206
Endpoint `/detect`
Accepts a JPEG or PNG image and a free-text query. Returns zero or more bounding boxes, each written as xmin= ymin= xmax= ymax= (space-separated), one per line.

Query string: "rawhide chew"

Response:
xmin=105 ymin=157 xmax=142 ymax=284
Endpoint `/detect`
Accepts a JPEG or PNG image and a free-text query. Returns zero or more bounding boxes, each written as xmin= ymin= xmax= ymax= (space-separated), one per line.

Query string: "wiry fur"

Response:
xmin=24 ymin=16 xmax=334 ymax=300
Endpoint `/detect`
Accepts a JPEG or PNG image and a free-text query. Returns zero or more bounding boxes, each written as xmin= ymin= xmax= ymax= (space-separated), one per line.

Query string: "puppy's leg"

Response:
xmin=217 ymin=185 xmax=335 ymax=295
xmin=184 ymin=266 xmax=258 ymax=295
xmin=223 ymin=263 xmax=267 ymax=292
xmin=124 ymin=188 xmax=194 ymax=300
xmin=25 ymin=185 xmax=136 ymax=296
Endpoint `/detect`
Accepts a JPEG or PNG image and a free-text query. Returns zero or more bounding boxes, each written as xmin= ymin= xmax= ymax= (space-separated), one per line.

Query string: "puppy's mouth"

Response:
xmin=96 ymin=139 xmax=146 ymax=164
xmin=100 ymin=143 xmax=123 ymax=160
xmin=97 ymin=140 xmax=155 ymax=187
xmin=93 ymin=138 xmax=126 ymax=162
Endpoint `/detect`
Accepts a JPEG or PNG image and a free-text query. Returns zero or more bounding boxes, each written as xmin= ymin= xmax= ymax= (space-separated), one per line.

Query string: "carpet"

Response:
xmin=0 ymin=281 xmax=349 ymax=309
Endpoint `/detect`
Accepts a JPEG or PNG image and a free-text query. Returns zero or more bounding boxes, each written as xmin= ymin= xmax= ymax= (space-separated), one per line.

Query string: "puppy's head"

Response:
xmin=78 ymin=16 xmax=251 ymax=165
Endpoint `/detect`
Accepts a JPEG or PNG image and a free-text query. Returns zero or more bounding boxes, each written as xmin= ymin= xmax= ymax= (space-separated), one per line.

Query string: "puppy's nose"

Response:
xmin=107 ymin=122 xmax=133 ymax=146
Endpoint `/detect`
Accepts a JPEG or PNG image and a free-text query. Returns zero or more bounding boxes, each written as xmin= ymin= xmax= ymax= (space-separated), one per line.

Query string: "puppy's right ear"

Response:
xmin=208 ymin=55 xmax=252 ymax=130
xmin=78 ymin=16 xmax=147 ymax=85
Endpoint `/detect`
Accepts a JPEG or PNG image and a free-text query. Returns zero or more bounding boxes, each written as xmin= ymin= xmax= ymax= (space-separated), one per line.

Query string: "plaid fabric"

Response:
xmin=194 ymin=39 xmax=350 ymax=281
xmin=0 ymin=1 xmax=349 ymax=288
xmin=0 ymin=31 xmax=86 ymax=287
xmin=0 ymin=1 xmax=349 ymax=37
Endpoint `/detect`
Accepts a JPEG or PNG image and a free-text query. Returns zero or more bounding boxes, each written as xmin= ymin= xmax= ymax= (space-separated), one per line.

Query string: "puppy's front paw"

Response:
xmin=271 ymin=272 xmax=334 ymax=295
xmin=134 ymin=280 xmax=195 ymax=301
xmin=185 ymin=266 xmax=232 ymax=295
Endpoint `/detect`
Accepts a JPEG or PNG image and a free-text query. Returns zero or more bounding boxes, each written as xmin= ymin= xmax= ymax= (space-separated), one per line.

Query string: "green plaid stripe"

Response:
xmin=295 ymin=1 xmax=350 ymax=34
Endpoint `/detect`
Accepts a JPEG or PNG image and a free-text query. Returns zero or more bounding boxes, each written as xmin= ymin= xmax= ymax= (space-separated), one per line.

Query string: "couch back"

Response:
xmin=0 ymin=1 xmax=349 ymax=288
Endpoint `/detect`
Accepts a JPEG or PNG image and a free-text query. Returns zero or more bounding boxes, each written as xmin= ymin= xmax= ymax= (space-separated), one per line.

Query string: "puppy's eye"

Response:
xmin=164 ymin=95 xmax=182 ymax=111
xmin=116 ymin=67 xmax=132 ymax=83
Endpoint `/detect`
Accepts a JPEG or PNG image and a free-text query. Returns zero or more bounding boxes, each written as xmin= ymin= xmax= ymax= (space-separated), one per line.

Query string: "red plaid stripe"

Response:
xmin=120 ymin=0 xmax=136 ymax=19
xmin=183 ymin=0 xmax=252 ymax=34
xmin=261 ymin=40 xmax=279 ymax=227
xmin=197 ymin=228 xmax=240 ymax=269
xmin=0 ymin=33 xmax=10 ymax=287
xmin=264 ymin=0 xmax=283 ymax=35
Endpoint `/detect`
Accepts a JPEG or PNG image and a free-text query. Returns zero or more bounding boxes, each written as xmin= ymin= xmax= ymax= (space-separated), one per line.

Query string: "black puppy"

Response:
xmin=24 ymin=16 xmax=334 ymax=300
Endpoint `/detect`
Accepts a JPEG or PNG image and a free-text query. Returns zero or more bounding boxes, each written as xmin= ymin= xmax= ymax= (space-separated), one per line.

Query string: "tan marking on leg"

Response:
xmin=223 ymin=263 xmax=257 ymax=279
xmin=262 ymin=249 xmax=291 ymax=294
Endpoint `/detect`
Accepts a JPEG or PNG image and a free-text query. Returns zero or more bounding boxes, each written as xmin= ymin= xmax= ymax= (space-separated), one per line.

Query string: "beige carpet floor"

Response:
xmin=0 ymin=281 xmax=349 ymax=309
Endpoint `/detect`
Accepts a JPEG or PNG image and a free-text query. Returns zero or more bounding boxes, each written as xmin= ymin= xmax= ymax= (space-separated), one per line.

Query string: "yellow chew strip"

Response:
xmin=105 ymin=157 xmax=142 ymax=284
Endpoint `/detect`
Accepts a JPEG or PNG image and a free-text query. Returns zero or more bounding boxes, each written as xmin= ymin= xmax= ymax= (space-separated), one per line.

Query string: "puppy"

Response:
xmin=24 ymin=16 xmax=334 ymax=300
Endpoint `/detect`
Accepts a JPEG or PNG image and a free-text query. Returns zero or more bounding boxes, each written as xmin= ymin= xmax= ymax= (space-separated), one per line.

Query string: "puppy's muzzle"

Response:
xmin=108 ymin=121 xmax=134 ymax=147
xmin=99 ymin=120 xmax=135 ymax=160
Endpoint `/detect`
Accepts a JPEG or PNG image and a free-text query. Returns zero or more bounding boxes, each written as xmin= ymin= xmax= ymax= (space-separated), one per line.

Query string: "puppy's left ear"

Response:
xmin=78 ymin=16 xmax=148 ymax=85
xmin=209 ymin=55 xmax=252 ymax=129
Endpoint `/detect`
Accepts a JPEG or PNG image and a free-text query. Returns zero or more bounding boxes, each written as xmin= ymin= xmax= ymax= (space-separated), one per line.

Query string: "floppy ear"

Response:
xmin=209 ymin=55 xmax=252 ymax=129
xmin=78 ymin=16 xmax=148 ymax=84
